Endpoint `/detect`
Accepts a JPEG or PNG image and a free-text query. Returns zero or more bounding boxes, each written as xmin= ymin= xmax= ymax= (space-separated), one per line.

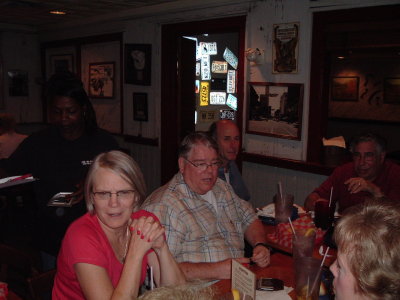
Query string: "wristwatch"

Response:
xmin=254 ymin=242 xmax=272 ymax=252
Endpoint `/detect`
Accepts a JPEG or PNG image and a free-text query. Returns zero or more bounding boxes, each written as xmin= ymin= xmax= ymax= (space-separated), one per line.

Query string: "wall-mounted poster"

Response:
xmin=331 ymin=77 xmax=359 ymax=101
xmin=89 ymin=62 xmax=114 ymax=98
xmin=133 ymin=92 xmax=148 ymax=122
xmin=272 ymin=22 xmax=299 ymax=74
xmin=125 ymin=44 xmax=152 ymax=86
xmin=49 ymin=54 xmax=74 ymax=76
xmin=8 ymin=70 xmax=28 ymax=97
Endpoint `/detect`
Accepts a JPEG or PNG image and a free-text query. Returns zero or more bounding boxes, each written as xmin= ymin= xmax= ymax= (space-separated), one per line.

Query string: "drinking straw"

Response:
xmin=328 ymin=186 xmax=333 ymax=207
xmin=277 ymin=181 xmax=283 ymax=199
xmin=310 ymin=246 xmax=330 ymax=295
xmin=306 ymin=276 xmax=310 ymax=299
xmin=288 ymin=217 xmax=297 ymax=238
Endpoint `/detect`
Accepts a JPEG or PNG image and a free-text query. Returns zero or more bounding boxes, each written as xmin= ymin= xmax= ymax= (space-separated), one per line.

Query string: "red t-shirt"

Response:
xmin=313 ymin=160 xmax=400 ymax=213
xmin=52 ymin=210 xmax=156 ymax=299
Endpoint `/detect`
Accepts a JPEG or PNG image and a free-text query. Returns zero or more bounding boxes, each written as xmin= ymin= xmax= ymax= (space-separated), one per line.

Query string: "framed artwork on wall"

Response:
xmin=383 ymin=78 xmax=400 ymax=104
xmin=125 ymin=44 xmax=152 ymax=86
xmin=272 ymin=22 xmax=299 ymax=74
xmin=88 ymin=62 xmax=115 ymax=98
xmin=246 ymin=82 xmax=304 ymax=140
xmin=8 ymin=70 xmax=28 ymax=97
xmin=331 ymin=76 xmax=359 ymax=101
xmin=49 ymin=54 xmax=74 ymax=76
xmin=133 ymin=92 xmax=148 ymax=121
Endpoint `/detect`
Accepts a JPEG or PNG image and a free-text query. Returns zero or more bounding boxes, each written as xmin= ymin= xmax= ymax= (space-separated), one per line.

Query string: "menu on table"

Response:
xmin=231 ymin=259 xmax=256 ymax=300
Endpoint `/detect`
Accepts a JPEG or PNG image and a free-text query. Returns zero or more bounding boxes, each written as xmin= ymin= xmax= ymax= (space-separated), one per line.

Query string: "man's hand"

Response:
xmin=251 ymin=245 xmax=270 ymax=268
xmin=345 ymin=177 xmax=384 ymax=197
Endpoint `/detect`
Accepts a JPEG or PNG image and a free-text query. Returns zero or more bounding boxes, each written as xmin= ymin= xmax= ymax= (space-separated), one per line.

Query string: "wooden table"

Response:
xmin=214 ymin=252 xmax=296 ymax=299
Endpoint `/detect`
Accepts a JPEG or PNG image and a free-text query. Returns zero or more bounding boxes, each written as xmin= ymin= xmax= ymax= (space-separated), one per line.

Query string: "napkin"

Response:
xmin=256 ymin=286 xmax=292 ymax=300
xmin=322 ymin=136 xmax=346 ymax=148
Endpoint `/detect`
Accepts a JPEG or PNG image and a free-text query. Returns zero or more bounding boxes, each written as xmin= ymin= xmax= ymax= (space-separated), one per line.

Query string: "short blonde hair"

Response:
xmin=334 ymin=198 xmax=400 ymax=300
xmin=138 ymin=283 xmax=215 ymax=300
xmin=84 ymin=150 xmax=147 ymax=214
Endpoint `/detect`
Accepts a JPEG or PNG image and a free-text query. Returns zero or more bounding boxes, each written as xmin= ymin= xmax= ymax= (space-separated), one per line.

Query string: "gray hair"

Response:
xmin=178 ymin=132 xmax=218 ymax=159
xmin=349 ymin=132 xmax=387 ymax=154
xmin=84 ymin=150 xmax=147 ymax=214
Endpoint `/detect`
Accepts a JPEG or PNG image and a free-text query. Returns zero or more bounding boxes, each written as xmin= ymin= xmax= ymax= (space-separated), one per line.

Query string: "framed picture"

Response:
xmin=125 ymin=44 xmax=151 ymax=85
xmin=331 ymin=76 xmax=359 ymax=101
xmin=384 ymin=78 xmax=400 ymax=104
xmin=49 ymin=54 xmax=74 ymax=75
xmin=88 ymin=62 xmax=115 ymax=98
xmin=272 ymin=22 xmax=299 ymax=74
xmin=8 ymin=70 xmax=28 ymax=97
xmin=133 ymin=92 xmax=148 ymax=121
xmin=246 ymin=82 xmax=304 ymax=140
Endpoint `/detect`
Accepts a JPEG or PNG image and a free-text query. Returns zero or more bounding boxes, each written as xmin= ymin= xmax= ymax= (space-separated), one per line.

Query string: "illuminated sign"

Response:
xmin=227 ymin=70 xmax=236 ymax=93
xmin=199 ymin=42 xmax=217 ymax=55
xmin=210 ymin=92 xmax=226 ymax=105
xmin=196 ymin=62 xmax=200 ymax=76
xmin=220 ymin=109 xmax=235 ymax=120
xmin=211 ymin=61 xmax=228 ymax=73
xmin=195 ymin=80 xmax=199 ymax=93
xmin=200 ymin=81 xmax=209 ymax=106
xmin=201 ymin=55 xmax=211 ymax=80
xmin=226 ymin=94 xmax=237 ymax=111
xmin=223 ymin=47 xmax=238 ymax=69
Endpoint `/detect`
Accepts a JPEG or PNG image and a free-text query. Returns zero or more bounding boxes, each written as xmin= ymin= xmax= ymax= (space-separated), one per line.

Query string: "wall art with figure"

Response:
xmin=125 ymin=44 xmax=151 ymax=86
xmin=89 ymin=62 xmax=114 ymax=98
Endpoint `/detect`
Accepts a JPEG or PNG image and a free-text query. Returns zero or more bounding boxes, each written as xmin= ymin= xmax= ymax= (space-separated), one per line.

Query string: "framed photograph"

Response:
xmin=331 ymin=76 xmax=359 ymax=101
xmin=8 ymin=70 xmax=28 ymax=97
xmin=125 ymin=44 xmax=151 ymax=86
xmin=246 ymin=82 xmax=304 ymax=140
xmin=49 ymin=54 xmax=74 ymax=75
xmin=384 ymin=78 xmax=400 ymax=104
xmin=89 ymin=62 xmax=115 ymax=98
xmin=133 ymin=92 xmax=148 ymax=121
xmin=272 ymin=22 xmax=299 ymax=74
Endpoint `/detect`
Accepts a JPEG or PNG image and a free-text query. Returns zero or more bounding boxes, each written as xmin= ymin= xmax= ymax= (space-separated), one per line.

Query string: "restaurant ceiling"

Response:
xmin=0 ymin=0 xmax=180 ymax=27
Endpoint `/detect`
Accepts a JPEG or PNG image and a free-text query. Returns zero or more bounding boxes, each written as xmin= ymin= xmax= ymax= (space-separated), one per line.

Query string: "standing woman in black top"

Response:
xmin=0 ymin=72 xmax=120 ymax=269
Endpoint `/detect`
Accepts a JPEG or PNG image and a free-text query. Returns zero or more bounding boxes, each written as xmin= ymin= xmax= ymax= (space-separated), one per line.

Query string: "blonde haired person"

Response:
xmin=53 ymin=150 xmax=185 ymax=299
xmin=330 ymin=198 xmax=400 ymax=300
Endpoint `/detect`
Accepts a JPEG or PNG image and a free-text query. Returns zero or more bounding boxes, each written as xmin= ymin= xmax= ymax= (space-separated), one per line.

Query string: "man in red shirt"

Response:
xmin=305 ymin=133 xmax=400 ymax=213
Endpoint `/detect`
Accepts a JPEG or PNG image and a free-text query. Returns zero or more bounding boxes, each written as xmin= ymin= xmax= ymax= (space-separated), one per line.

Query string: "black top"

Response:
xmin=0 ymin=125 xmax=120 ymax=254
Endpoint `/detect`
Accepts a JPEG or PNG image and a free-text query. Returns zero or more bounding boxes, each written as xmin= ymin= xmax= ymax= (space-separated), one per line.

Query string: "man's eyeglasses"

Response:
xmin=92 ymin=190 xmax=136 ymax=201
xmin=184 ymin=158 xmax=222 ymax=171
xmin=352 ymin=152 xmax=376 ymax=162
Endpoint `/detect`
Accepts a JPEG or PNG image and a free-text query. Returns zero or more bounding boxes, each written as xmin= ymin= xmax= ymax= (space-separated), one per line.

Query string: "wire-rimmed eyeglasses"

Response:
xmin=92 ymin=190 xmax=136 ymax=201
xmin=184 ymin=158 xmax=222 ymax=171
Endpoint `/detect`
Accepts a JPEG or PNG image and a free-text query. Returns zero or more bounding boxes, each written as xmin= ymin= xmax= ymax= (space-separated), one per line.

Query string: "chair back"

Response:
xmin=27 ymin=269 xmax=56 ymax=300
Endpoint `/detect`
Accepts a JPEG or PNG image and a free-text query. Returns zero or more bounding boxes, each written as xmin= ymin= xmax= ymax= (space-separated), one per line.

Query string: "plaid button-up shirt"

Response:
xmin=141 ymin=173 xmax=257 ymax=263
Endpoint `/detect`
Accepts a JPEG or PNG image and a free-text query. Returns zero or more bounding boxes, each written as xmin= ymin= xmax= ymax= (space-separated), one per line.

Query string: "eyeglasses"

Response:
xmin=352 ymin=152 xmax=376 ymax=162
xmin=92 ymin=190 xmax=136 ymax=201
xmin=184 ymin=158 xmax=222 ymax=171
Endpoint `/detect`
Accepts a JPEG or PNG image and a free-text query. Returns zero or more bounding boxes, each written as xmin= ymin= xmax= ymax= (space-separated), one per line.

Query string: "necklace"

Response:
xmin=121 ymin=225 xmax=130 ymax=263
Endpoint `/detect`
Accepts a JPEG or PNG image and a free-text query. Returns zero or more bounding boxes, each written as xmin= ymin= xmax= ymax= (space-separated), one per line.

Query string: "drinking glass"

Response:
xmin=274 ymin=194 xmax=294 ymax=224
xmin=314 ymin=201 xmax=335 ymax=230
xmin=292 ymin=228 xmax=316 ymax=260
xmin=294 ymin=257 xmax=322 ymax=300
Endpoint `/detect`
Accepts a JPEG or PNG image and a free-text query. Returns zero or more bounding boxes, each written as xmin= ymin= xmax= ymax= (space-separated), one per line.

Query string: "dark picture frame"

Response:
xmin=125 ymin=44 xmax=151 ymax=86
xmin=246 ymin=82 xmax=304 ymax=140
xmin=88 ymin=62 xmax=115 ymax=98
xmin=8 ymin=70 xmax=28 ymax=97
xmin=383 ymin=78 xmax=400 ymax=104
xmin=49 ymin=54 xmax=74 ymax=76
xmin=133 ymin=92 xmax=148 ymax=121
xmin=331 ymin=76 xmax=359 ymax=101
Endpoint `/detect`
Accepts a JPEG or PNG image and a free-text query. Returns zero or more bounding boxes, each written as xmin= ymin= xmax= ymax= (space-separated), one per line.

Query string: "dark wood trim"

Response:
xmin=242 ymin=152 xmax=333 ymax=176
xmin=123 ymin=135 xmax=158 ymax=146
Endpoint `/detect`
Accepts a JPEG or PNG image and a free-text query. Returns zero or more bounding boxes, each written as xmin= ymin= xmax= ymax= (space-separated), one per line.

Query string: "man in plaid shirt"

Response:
xmin=142 ymin=132 xmax=270 ymax=280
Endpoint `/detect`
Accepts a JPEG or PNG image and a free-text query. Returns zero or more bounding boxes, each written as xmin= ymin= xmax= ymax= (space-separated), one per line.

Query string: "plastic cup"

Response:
xmin=274 ymin=194 xmax=294 ymax=224
xmin=314 ymin=201 xmax=335 ymax=230
xmin=294 ymin=257 xmax=322 ymax=300
xmin=292 ymin=228 xmax=316 ymax=260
